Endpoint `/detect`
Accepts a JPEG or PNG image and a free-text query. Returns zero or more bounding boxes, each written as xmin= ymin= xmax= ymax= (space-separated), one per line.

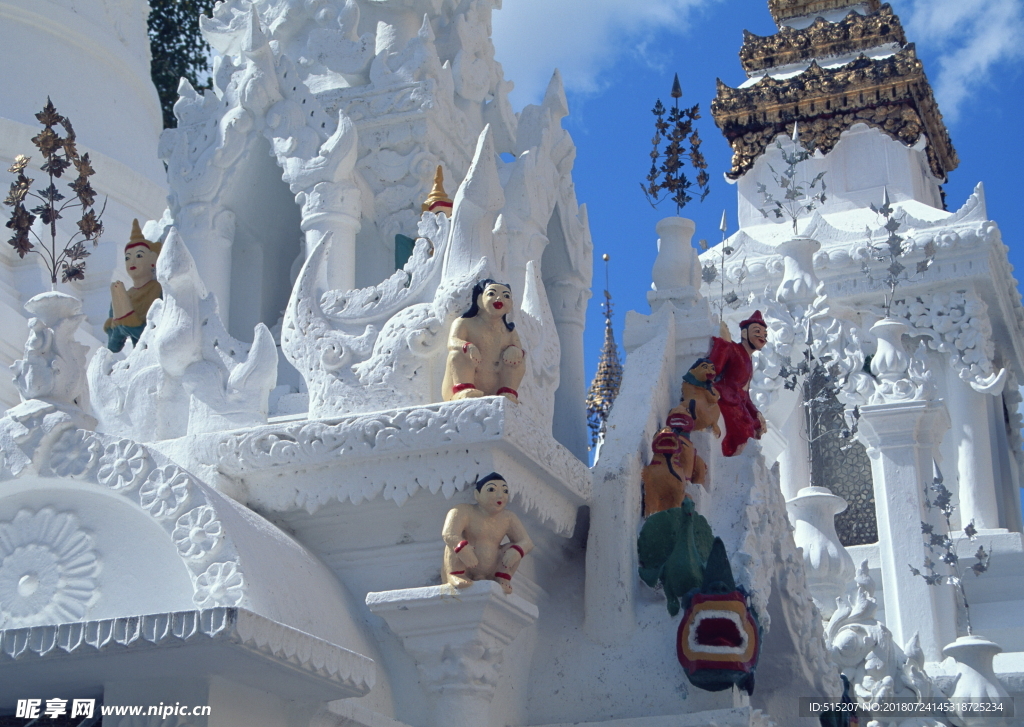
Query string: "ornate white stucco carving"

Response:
xmin=825 ymin=561 xmax=943 ymax=727
xmin=889 ymin=290 xmax=1006 ymax=395
xmin=366 ymin=580 xmax=538 ymax=727
xmin=751 ymin=286 xmax=866 ymax=417
xmin=283 ymin=116 xmax=580 ymax=427
xmin=708 ymin=185 xmax=1024 ymax=420
xmin=0 ymin=508 xmax=101 ymax=629
xmin=88 ymin=228 xmax=278 ymax=441
xmin=9 ymin=292 xmax=96 ymax=428
xmin=0 ymin=607 xmax=374 ymax=699
xmin=155 ymin=0 xmax=590 ymax=434
xmin=0 ymin=417 xmax=247 ymax=611
xmin=216 ymin=395 xmax=590 ymax=535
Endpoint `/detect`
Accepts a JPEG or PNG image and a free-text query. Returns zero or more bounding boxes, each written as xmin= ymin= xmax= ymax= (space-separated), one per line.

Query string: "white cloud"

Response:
xmin=491 ymin=0 xmax=719 ymax=109
xmin=898 ymin=0 xmax=1024 ymax=123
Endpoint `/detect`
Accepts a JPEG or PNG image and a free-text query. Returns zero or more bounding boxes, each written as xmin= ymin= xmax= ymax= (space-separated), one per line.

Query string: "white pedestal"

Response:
xmin=366 ymin=581 xmax=538 ymax=727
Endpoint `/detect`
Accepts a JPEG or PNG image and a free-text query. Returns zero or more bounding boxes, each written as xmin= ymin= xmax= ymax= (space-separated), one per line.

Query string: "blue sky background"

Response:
xmin=490 ymin=0 xmax=1024 ymax=394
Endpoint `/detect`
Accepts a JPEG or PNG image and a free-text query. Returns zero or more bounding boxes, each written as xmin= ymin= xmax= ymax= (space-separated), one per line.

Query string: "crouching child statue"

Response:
xmin=442 ymin=279 xmax=526 ymax=403
xmin=442 ymin=472 xmax=533 ymax=594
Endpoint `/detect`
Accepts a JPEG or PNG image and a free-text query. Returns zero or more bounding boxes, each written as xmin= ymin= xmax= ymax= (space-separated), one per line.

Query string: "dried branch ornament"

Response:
xmin=862 ymin=188 xmax=936 ymax=317
xmin=4 ymin=98 xmax=106 ymax=285
xmin=756 ymin=123 xmax=827 ymax=234
xmin=909 ymin=463 xmax=991 ymax=635
xmin=641 ymin=74 xmax=710 ymax=215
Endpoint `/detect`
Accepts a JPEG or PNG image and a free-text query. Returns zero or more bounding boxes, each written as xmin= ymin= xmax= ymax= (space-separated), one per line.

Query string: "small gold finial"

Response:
xmin=422 ymin=165 xmax=454 ymax=217
xmin=127 ymin=218 xmax=161 ymax=253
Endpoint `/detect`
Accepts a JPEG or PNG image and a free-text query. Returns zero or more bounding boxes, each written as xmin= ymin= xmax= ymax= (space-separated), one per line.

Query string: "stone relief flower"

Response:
xmin=172 ymin=507 xmax=223 ymax=559
xmin=193 ymin=561 xmax=243 ymax=608
xmin=0 ymin=508 xmax=100 ymax=628
xmin=139 ymin=466 xmax=192 ymax=519
xmin=97 ymin=439 xmax=148 ymax=491
xmin=49 ymin=429 xmax=103 ymax=479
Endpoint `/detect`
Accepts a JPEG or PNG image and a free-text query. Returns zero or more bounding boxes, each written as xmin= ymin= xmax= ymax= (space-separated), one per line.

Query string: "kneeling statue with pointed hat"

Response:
xmin=104 ymin=219 xmax=162 ymax=352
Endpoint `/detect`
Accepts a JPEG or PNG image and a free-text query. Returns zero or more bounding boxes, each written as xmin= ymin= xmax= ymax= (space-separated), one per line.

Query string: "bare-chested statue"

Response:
xmin=442 ymin=279 xmax=526 ymax=403
xmin=442 ymin=472 xmax=534 ymax=594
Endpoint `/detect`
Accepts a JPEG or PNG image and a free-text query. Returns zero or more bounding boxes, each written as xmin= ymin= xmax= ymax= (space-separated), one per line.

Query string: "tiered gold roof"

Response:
xmin=768 ymin=0 xmax=880 ymax=23
xmin=712 ymin=2 xmax=957 ymax=181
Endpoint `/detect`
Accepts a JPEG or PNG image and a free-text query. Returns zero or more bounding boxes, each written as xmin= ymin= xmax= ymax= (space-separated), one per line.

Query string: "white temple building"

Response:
xmin=0 ymin=0 xmax=1021 ymax=726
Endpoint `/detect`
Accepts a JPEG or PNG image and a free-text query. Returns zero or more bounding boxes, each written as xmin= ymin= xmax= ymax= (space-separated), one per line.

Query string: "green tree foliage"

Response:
xmin=148 ymin=0 xmax=217 ymax=128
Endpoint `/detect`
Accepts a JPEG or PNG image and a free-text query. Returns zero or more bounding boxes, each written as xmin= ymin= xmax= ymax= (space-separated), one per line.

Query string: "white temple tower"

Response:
xmin=707 ymin=0 xmax=1024 ymax=692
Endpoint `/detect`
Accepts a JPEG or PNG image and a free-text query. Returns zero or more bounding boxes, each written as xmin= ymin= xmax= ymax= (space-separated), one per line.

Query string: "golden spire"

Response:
xmin=422 ymin=165 xmax=454 ymax=217
xmin=586 ymin=254 xmax=623 ymax=450
xmin=768 ymin=0 xmax=879 ymax=24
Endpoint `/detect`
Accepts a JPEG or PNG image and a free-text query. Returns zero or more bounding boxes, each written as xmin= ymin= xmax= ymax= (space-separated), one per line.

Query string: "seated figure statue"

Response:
xmin=442 ymin=472 xmax=534 ymax=594
xmin=442 ymin=279 xmax=526 ymax=403
xmin=104 ymin=219 xmax=162 ymax=352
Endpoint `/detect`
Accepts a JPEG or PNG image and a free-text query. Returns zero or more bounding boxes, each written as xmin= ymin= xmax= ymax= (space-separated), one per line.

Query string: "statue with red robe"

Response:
xmin=707 ymin=311 xmax=768 ymax=457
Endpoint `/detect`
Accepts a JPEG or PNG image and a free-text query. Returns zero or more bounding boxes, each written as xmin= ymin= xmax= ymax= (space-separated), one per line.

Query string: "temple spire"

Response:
xmin=712 ymin=0 xmax=957 ymax=182
xmin=586 ymin=254 xmax=623 ymax=450
xmin=768 ymin=0 xmax=879 ymax=25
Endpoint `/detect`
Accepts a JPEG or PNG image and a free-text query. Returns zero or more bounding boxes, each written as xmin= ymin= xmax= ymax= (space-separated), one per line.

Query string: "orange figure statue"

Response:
xmin=679 ymin=357 xmax=721 ymax=438
xmin=642 ymin=410 xmax=707 ymax=516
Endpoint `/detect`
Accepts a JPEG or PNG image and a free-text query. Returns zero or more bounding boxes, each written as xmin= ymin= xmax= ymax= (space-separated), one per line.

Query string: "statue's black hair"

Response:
xmin=462 ymin=279 xmax=515 ymax=331
xmin=475 ymin=472 xmax=506 ymax=491
xmin=690 ymin=357 xmax=713 ymax=369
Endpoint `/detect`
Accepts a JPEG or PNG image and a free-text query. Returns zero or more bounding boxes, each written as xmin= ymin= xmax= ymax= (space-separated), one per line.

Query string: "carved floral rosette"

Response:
xmin=0 ymin=414 xmax=248 ymax=623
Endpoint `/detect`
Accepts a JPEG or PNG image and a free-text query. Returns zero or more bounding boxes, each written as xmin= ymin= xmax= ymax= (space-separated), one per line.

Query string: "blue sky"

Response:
xmin=490 ymin=0 xmax=1024 ymax=391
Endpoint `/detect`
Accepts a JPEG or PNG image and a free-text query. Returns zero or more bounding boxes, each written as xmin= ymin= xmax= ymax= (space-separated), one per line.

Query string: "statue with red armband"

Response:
xmin=442 ymin=473 xmax=533 ymax=595
xmin=707 ymin=311 xmax=769 ymax=457
xmin=442 ymin=279 xmax=526 ymax=404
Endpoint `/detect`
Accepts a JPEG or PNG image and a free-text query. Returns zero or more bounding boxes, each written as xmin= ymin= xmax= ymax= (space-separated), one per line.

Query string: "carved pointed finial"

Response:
xmin=422 ymin=165 xmax=454 ymax=217
xmin=587 ymin=254 xmax=623 ymax=449
xmin=719 ymin=210 xmax=728 ymax=238
xmin=792 ymin=120 xmax=800 ymax=143
xmin=671 ymin=73 xmax=682 ymax=99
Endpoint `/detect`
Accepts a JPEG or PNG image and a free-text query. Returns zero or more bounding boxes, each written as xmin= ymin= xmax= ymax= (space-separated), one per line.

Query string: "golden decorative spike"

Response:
xmin=586 ymin=255 xmax=624 ymax=449
xmin=422 ymin=165 xmax=454 ymax=217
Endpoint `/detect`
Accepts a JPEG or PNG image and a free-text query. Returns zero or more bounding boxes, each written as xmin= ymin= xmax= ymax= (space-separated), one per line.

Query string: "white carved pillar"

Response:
xmin=777 ymin=396 xmax=811 ymax=500
xmin=179 ymin=206 xmax=236 ymax=328
xmin=649 ymin=217 xmax=700 ymax=306
xmin=545 ymin=276 xmax=589 ymax=460
xmin=787 ymin=486 xmax=855 ymax=618
xmin=946 ymin=371 xmax=1001 ymax=530
xmin=856 ymin=400 xmax=958 ymax=661
xmin=366 ymin=581 xmax=537 ymax=727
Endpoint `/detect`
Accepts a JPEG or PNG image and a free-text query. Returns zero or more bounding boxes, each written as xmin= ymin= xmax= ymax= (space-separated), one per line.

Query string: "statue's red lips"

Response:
xmin=494 ymin=302 xmax=503 ymax=309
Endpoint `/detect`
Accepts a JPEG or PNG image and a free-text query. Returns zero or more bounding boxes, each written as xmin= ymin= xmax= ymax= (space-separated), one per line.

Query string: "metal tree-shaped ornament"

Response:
xmin=700 ymin=210 xmax=752 ymax=323
xmin=862 ymin=188 xmax=936 ymax=318
xmin=4 ymin=98 xmax=105 ymax=286
xmin=756 ymin=123 xmax=826 ymax=235
xmin=641 ymin=74 xmax=710 ymax=215
xmin=909 ymin=463 xmax=991 ymax=636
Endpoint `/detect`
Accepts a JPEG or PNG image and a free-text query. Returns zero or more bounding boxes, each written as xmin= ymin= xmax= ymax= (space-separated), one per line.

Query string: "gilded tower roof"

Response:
xmin=768 ymin=0 xmax=880 ymax=24
xmin=712 ymin=2 xmax=958 ymax=181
